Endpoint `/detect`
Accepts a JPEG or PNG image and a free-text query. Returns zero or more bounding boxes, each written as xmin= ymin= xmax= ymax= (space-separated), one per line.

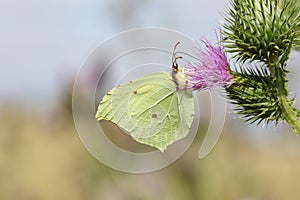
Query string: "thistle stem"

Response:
xmin=271 ymin=65 xmax=300 ymax=134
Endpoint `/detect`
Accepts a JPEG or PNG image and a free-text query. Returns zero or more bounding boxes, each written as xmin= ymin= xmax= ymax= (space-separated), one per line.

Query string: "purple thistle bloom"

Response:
xmin=183 ymin=35 xmax=233 ymax=90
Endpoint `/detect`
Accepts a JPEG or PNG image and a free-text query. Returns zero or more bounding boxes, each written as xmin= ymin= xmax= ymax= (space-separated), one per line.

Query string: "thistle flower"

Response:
xmin=183 ymin=36 xmax=233 ymax=90
xmin=223 ymin=0 xmax=300 ymax=133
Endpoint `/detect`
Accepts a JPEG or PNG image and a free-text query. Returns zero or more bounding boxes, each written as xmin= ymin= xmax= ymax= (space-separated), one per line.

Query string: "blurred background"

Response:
xmin=2 ymin=0 xmax=300 ymax=199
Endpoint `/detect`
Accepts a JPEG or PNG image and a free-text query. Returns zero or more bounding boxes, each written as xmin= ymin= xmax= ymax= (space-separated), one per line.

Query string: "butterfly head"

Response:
xmin=172 ymin=42 xmax=188 ymax=90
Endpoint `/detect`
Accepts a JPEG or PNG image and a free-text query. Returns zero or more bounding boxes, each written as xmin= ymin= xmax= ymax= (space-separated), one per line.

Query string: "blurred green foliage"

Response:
xmin=1 ymin=107 xmax=300 ymax=200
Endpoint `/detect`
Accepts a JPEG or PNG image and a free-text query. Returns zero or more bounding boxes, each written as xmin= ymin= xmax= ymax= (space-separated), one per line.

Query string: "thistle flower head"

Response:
xmin=183 ymin=35 xmax=233 ymax=90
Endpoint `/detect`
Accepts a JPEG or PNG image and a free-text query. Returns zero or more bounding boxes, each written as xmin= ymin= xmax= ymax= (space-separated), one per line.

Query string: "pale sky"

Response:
xmin=0 ymin=0 xmax=227 ymax=104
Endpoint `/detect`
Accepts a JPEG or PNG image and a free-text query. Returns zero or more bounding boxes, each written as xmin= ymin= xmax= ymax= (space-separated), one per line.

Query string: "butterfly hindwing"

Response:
xmin=96 ymin=72 xmax=195 ymax=151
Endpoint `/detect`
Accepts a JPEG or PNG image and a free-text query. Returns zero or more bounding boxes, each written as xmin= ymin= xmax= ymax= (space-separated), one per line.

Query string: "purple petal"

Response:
xmin=183 ymin=34 xmax=233 ymax=90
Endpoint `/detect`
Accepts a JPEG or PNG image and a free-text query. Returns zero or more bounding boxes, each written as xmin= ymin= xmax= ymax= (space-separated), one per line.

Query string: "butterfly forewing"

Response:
xmin=96 ymin=72 xmax=195 ymax=151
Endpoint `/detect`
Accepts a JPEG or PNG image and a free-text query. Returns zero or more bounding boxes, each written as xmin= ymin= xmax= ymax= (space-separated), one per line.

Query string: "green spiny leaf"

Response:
xmin=226 ymin=65 xmax=282 ymax=125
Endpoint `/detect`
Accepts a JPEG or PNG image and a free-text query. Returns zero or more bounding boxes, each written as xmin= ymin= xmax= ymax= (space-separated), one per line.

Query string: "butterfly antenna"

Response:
xmin=172 ymin=42 xmax=182 ymax=71
xmin=172 ymin=42 xmax=180 ymax=63
xmin=175 ymin=51 xmax=201 ymax=62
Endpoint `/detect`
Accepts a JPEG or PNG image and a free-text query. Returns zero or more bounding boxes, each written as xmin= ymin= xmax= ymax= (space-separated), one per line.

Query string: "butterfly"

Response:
xmin=96 ymin=43 xmax=195 ymax=151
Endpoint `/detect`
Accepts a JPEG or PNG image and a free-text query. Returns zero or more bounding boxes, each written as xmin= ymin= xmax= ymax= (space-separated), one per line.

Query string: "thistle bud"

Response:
xmin=224 ymin=0 xmax=300 ymax=63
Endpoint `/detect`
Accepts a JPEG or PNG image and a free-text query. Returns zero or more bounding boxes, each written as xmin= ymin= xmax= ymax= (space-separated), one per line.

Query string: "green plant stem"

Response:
xmin=270 ymin=65 xmax=300 ymax=134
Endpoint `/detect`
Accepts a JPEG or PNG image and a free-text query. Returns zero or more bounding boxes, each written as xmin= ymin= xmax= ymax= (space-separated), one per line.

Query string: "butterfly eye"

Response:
xmin=173 ymin=63 xmax=178 ymax=71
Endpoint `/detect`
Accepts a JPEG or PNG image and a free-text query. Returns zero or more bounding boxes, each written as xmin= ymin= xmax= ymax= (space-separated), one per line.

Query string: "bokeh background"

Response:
xmin=2 ymin=0 xmax=300 ymax=199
